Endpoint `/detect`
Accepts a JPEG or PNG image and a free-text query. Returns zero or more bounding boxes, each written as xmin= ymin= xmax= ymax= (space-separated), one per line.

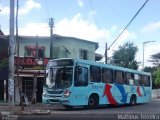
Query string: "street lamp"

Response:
xmin=142 ymin=41 xmax=155 ymax=70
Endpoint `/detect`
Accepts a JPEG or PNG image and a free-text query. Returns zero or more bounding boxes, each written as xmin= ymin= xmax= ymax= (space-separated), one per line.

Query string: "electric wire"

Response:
xmin=108 ymin=0 xmax=149 ymax=50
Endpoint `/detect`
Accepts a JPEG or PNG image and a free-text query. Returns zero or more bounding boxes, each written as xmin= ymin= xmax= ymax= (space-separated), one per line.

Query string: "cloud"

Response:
xmin=0 ymin=4 xmax=9 ymax=15
xmin=19 ymin=0 xmax=41 ymax=15
xmin=136 ymin=42 xmax=160 ymax=67
xmin=55 ymin=13 xmax=110 ymax=55
xmin=141 ymin=21 xmax=160 ymax=33
xmin=144 ymin=43 xmax=160 ymax=66
xmin=0 ymin=0 xmax=41 ymax=16
xmin=19 ymin=22 xmax=49 ymax=36
xmin=89 ymin=10 xmax=97 ymax=16
xmin=55 ymin=13 xmax=110 ymax=42
xmin=77 ymin=0 xmax=84 ymax=8
xmin=55 ymin=13 xmax=136 ymax=57
xmin=108 ymin=29 xmax=137 ymax=51
xmin=18 ymin=13 xmax=136 ymax=60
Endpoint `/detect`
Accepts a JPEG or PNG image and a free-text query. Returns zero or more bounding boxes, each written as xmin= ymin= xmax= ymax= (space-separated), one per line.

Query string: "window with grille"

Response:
xmin=79 ymin=49 xmax=87 ymax=60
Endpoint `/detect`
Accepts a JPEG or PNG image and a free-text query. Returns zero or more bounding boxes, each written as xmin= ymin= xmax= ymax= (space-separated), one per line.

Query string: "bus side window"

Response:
xmin=125 ymin=72 xmax=134 ymax=85
xmin=143 ymin=75 xmax=150 ymax=87
xmin=134 ymin=74 xmax=143 ymax=86
xmin=115 ymin=71 xmax=124 ymax=84
xmin=139 ymin=74 xmax=143 ymax=86
xmin=102 ymin=68 xmax=113 ymax=83
xmin=74 ymin=66 xmax=88 ymax=87
xmin=134 ymin=74 xmax=139 ymax=86
xmin=90 ymin=66 xmax=101 ymax=83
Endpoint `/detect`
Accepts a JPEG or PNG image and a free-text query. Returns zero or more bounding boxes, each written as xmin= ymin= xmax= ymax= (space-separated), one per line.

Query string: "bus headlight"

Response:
xmin=64 ymin=89 xmax=71 ymax=98
xmin=43 ymin=93 xmax=50 ymax=98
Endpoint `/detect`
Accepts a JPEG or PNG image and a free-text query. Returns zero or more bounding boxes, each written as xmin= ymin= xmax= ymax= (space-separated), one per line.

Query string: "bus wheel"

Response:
xmin=130 ymin=95 xmax=136 ymax=106
xmin=88 ymin=95 xmax=98 ymax=108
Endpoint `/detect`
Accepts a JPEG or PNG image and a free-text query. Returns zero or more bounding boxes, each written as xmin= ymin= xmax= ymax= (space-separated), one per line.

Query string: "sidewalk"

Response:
xmin=0 ymin=103 xmax=60 ymax=120
xmin=151 ymin=97 xmax=160 ymax=102
xmin=0 ymin=102 xmax=62 ymax=114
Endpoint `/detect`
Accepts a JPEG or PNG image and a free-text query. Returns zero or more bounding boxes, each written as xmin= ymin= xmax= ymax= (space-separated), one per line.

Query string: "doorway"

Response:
xmin=36 ymin=77 xmax=44 ymax=103
xmin=22 ymin=77 xmax=33 ymax=102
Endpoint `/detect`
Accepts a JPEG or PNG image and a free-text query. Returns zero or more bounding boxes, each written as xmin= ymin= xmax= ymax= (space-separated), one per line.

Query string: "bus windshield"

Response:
xmin=45 ymin=67 xmax=73 ymax=89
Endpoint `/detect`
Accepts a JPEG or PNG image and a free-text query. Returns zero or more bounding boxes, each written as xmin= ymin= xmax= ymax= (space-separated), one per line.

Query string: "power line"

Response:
xmin=105 ymin=0 xmax=149 ymax=63
xmin=108 ymin=0 xmax=149 ymax=50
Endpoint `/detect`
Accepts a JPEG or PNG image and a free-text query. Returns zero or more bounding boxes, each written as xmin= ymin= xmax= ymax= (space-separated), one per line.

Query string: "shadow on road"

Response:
xmin=57 ymin=103 xmax=145 ymax=111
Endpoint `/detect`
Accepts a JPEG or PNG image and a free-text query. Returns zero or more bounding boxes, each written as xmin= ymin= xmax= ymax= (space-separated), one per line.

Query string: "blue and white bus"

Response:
xmin=42 ymin=58 xmax=152 ymax=108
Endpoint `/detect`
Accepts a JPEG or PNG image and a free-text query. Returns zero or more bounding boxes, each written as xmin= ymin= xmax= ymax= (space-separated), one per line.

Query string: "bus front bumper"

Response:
xmin=42 ymin=96 xmax=61 ymax=104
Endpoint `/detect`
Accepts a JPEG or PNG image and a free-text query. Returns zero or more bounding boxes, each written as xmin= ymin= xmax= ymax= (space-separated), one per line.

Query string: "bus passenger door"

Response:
xmin=73 ymin=66 xmax=88 ymax=106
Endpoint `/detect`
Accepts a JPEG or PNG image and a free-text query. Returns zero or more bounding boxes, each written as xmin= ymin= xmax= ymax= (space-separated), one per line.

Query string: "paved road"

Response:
xmin=1 ymin=100 xmax=160 ymax=120
xmin=18 ymin=101 xmax=160 ymax=120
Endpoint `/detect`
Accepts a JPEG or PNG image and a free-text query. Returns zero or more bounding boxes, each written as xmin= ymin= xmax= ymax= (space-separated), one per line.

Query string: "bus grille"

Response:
xmin=47 ymin=90 xmax=63 ymax=94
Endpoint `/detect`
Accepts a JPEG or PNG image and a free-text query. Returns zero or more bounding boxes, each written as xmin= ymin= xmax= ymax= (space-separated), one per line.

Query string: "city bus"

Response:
xmin=42 ymin=58 xmax=152 ymax=108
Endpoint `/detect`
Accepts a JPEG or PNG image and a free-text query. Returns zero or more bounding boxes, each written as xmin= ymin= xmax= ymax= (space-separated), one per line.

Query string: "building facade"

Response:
xmin=14 ymin=35 xmax=99 ymax=103
xmin=17 ymin=35 xmax=98 ymax=60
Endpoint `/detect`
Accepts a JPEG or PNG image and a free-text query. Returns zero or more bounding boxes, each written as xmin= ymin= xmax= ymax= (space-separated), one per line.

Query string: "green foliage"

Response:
xmin=149 ymin=53 xmax=160 ymax=67
xmin=111 ymin=42 xmax=138 ymax=70
xmin=153 ymin=68 xmax=160 ymax=87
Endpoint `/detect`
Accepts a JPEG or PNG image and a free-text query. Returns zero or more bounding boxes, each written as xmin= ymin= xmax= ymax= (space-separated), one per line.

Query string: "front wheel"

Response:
xmin=88 ymin=95 xmax=98 ymax=108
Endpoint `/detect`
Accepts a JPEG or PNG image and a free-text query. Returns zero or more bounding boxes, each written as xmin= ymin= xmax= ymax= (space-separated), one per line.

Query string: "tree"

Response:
xmin=111 ymin=42 xmax=138 ymax=70
xmin=149 ymin=53 xmax=160 ymax=67
xmin=153 ymin=68 xmax=160 ymax=88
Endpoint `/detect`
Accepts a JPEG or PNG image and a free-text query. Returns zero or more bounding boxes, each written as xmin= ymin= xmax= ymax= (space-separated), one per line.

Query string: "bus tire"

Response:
xmin=130 ymin=95 xmax=136 ymax=106
xmin=88 ymin=94 xmax=99 ymax=108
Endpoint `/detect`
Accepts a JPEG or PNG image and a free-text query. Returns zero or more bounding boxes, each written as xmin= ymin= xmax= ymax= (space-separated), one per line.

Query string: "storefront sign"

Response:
xmin=15 ymin=57 xmax=49 ymax=67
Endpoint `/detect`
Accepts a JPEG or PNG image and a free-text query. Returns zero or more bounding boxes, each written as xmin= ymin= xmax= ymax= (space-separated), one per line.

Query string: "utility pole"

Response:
xmin=142 ymin=41 xmax=155 ymax=70
xmin=105 ymin=43 xmax=108 ymax=64
xmin=49 ymin=18 xmax=54 ymax=58
xmin=8 ymin=0 xmax=15 ymax=112
xmin=15 ymin=0 xmax=20 ymax=104
xmin=31 ymin=35 xmax=38 ymax=104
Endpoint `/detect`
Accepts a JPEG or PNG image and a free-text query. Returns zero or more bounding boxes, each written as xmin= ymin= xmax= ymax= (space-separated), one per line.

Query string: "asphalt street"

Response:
xmin=0 ymin=99 xmax=160 ymax=120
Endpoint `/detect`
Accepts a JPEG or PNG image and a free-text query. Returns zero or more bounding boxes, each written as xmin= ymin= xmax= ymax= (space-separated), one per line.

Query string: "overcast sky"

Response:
xmin=0 ymin=0 xmax=160 ymax=68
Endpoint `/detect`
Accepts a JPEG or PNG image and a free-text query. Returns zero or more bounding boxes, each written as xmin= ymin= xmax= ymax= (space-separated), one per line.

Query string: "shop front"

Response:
xmin=15 ymin=57 xmax=49 ymax=103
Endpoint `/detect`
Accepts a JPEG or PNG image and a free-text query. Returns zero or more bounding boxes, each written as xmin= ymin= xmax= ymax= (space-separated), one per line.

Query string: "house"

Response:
xmin=14 ymin=35 xmax=101 ymax=103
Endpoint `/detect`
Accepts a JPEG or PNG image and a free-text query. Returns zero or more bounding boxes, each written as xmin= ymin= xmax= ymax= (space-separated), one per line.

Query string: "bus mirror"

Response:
xmin=129 ymin=79 xmax=134 ymax=85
